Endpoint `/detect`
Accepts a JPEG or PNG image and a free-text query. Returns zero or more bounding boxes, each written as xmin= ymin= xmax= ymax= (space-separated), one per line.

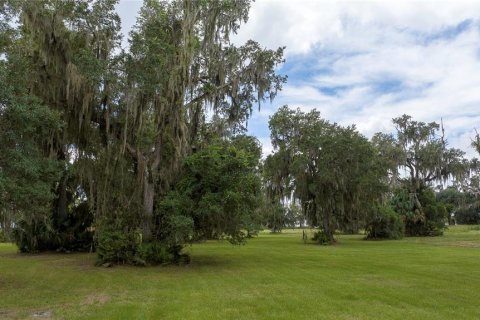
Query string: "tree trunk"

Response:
xmin=322 ymin=212 xmax=334 ymax=243
xmin=55 ymin=172 xmax=68 ymax=229
xmin=142 ymin=171 xmax=155 ymax=242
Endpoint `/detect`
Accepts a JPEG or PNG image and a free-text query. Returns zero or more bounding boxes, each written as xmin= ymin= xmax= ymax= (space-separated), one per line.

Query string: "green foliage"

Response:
xmin=96 ymin=230 xmax=141 ymax=265
xmin=262 ymin=201 xmax=287 ymax=233
xmin=158 ymin=137 xmax=262 ymax=245
xmin=12 ymin=212 xmax=57 ymax=253
xmin=366 ymin=205 xmax=404 ymax=240
xmin=311 ymin=230 xmax=334 ymax=245
xmin=454 ymin=206 xmax=480 ymax=224
xmin=391 ymin=188 xmax=447 ymax=236
xmin=266 ymin=106 xmax=388 ymax=242
xmin=0 ymin=67 xmax=64 ymax=252
xmin=95 ymin=229 xmax=189 ymax=266
xmin=1 ymin=0 xmax=284 ymax=263
xmin=0 ymin=229 xmax=6 ymax=243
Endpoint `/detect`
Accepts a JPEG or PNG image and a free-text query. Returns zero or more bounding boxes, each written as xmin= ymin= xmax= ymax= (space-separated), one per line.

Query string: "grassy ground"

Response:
xmin=0 ymin=226 xmax=479 ymax=320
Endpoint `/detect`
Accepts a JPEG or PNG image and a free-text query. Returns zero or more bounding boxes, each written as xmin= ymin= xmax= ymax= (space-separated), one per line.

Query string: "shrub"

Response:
xmin=0 ymin=229 xmax=6 ymax=242
xmin=391 ymin=187 xmax=447 ymax=237
xmin=312 ymin=230 xmax=334 ymax=245
xmin=404 ymin=189 xmax=447 ymax=236
xmin=455 ymin=206 xmax=480 ymax=224
xmin=12 ymin=213 xmax=58 ymax=252
xmin=366 ymin=205 xmax=404 ymax=240
xmin=95 ymin=230 xmax=139 ymax=265
xmin=95 ymin=229 xmax=190 ymax=266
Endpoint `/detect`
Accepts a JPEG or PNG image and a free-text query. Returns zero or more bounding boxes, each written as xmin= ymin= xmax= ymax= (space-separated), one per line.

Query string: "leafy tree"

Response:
xmin=436 ymin=186 xmax=474 ymax=225
xmin=0 ymin=0 xmax=122 ymax=251
xmin=365 ymin=205 xmax=404 ymax=240
xmin=0 ymin=20 xmax=64 ymax=249
xmin=445 ymin=133 xmax=480 ymax=225
xmin=261 ymin=201 xmax=287 ymax=233
xmin=1 ymin=0 xmax=285 ymax=263
xmin=372 ymin=115 xmax=467 ymax=235
xmin=391 ymin=187 xmax=447 ymax=236
xmin=158 ymin=136 xmax=263 ymax=245
xmin=107 ymin=0 xmax=285 ymax=243
xmin=266 ymin=106 xmax=387 ymax=243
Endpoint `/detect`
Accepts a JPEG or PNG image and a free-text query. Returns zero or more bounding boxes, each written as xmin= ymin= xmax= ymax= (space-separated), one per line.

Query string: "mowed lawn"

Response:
xmin=1 ymin=226 xmax=479 ymax=319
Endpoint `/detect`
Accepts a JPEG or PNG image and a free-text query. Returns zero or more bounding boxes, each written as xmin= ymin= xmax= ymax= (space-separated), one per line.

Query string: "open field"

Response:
xmin=1 ymin=226 xmax=479 ymax=320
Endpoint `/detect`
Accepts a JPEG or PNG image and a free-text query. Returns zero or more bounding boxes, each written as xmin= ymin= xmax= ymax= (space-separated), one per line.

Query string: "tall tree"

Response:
xmin=98 ymin=0 xmax=285 ymax=241
xmin=1 ymin=0 xmax=285 ymax=261
xmin=372 ymin=115 xmax=467 ymax=235
xmin=266 ymin=106 xmax=387 ymax=243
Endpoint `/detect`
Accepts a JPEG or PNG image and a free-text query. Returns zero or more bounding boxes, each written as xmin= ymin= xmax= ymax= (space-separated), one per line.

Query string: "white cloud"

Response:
xmin=235 ymin=0 xmax=480 ymax=158
xmin=234 ymin=0 xmax=480 ymax=55
xmin=115 ymin=1 xmax=480 ymax=159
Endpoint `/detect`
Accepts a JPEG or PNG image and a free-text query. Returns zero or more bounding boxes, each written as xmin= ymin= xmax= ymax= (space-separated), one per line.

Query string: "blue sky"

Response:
xmin=117 ymin=0 xmax=480 ymax=158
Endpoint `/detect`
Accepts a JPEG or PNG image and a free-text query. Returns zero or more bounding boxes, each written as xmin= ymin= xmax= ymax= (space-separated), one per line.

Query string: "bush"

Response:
xmin=95 ymin=229 xmax=189 ymax=266
xmin=366 ymin=205 xmax=404 ymax=240
xmin=12 ymin=213 xmax=58 ymax=252
xmin=95 ymin=230 xmax=139 ymax=265
xmin=391 ymin=187 xmax=447 ymax=237
xmin=0 ymin=229 xmax=6 ymax=242
xmin=312 ymin=230 xmax=334 ymax=245
xmin=455 ymin=206 xmax=480 ymax=224
xmin=404 ymin=189 xmax=447 ymax=236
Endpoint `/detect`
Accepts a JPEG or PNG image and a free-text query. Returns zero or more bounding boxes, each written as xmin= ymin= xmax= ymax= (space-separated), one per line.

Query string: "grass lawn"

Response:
xmin=1 ymin=226 xmax=479 ymax=319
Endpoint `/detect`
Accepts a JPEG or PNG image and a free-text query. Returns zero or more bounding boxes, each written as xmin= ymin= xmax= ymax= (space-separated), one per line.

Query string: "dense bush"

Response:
xmin=365 ymin=205 xmax=404 ymax=240
xmin=391 ymin=188 xmax=447 ymax=236
xmin=0 ymin=229 xmax=6 ymax=242
xmin=312 ymin=230 xmax=334 ymax=245
xmin=96 ymin=230 xmax=140 ymax=265
xmin=12 ymin=213 xmax=58 ymax=253
xmin=12 ymin=201 xmax=94 ymax=253
xmin=455 ymin=206 xmax=480 ymax=224
xmin=158 ymin=139 xmax=263 ymax=245
xmin=96 ymin=229 xmax=189 ymax=266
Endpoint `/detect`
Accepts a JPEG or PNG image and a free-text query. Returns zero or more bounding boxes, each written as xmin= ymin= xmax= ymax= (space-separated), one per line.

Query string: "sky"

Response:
xmin=116 ymin=0 xmax=480 ymax=158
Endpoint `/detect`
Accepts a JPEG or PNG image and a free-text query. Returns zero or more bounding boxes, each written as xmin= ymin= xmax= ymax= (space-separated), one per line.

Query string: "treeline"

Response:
xmin=0 ymin=0 xmax=285 ymax=265
xmin=263 ymin=107 xmax=480 ymax=242
xmin=1 ymin=0 xmax=479 ymax=265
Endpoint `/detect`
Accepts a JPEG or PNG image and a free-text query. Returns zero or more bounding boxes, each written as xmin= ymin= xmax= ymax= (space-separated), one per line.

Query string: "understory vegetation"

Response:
xmin=1 ymin=0 xmax=480 ymax=267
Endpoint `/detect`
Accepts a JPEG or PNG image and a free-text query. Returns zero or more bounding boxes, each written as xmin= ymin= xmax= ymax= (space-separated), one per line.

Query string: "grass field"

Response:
xmin=1 ymin=226 xmax=479 ymax=319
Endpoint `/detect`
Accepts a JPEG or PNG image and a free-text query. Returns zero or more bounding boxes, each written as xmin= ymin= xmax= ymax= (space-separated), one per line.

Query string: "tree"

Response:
xmin=0 ymin=0 xmax=123 ymax=251
xmin=91 ymin=0 xmax=285 ymax=246
xmin=446 ymin=132 xmax=480 ymax=225
xmin=1 ymin=0 xmax=285 ymax=262
xmin=372 ymin=115 xmax=467 ymax=235
xmin=158 ymin=136 xmax=263 ymax=245
xmin=0 ymin=7 xmax=64 ymax=248
xmin=266 ymin=106 xmax=387 ymax=243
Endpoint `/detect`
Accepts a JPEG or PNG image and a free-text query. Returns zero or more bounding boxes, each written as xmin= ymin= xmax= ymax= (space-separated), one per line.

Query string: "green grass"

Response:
xmin=1 ymin=226 xmax=480 ymax=319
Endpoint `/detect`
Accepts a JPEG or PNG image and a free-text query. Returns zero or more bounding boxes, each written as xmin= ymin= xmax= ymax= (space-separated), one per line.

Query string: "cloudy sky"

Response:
xmin=116 ymin=0 xmax=480 ymax=157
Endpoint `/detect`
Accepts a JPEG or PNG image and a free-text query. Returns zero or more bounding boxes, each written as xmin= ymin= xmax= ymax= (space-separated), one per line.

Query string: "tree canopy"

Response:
xmin=265 ymin=106 xmax=388 ymax=243
xmin=0 ymin=0 xmax=285 ymax=263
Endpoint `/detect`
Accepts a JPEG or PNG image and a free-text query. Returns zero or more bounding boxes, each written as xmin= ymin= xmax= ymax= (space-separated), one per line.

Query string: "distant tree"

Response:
xmin=365 ymin=204 xmax=404 ymax=240
xmin=446 ymin=132 xmax=480 ymax=225
xmin=262 ymin=201 xmax=287 ymax=233
xmin=436 ymin=187 xmax=474 ymax=225
xmin=266 ymin=106 xmax=387 ymax=243
xmin=372 ymin=115 xmax=467 ymax=235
